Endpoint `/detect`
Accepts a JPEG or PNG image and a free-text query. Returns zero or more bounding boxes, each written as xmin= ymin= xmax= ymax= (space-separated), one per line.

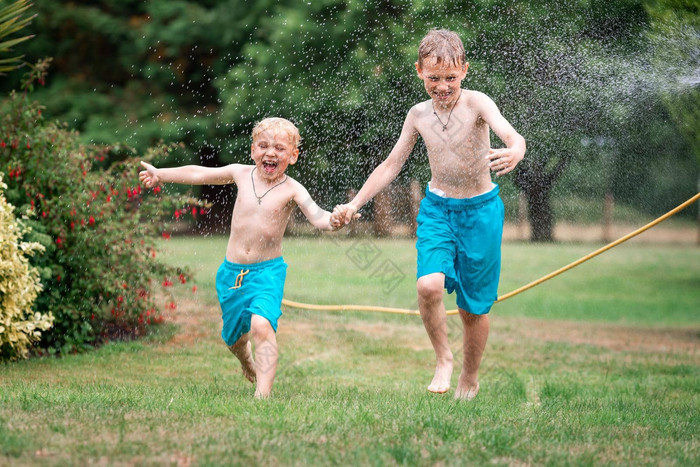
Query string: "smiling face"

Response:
xmin=416 ymin=55 xmax=468 ymax=110
xmin=250 ymin=129 xmax=299 ymax=181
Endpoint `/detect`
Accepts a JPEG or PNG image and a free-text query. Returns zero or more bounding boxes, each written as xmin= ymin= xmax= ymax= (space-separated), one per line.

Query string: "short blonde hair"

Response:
xmin=252 ymin=117 xmax=301 ymax=148
xmin=417 ymin=29 xmax=466 ymax=68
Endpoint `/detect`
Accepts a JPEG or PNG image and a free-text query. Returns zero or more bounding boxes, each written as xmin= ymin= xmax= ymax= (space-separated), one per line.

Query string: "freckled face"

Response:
xmin=416 ymin=56 xmax=468 ymax=110
xmin=250 ymin=130 xmax=299 ymax=180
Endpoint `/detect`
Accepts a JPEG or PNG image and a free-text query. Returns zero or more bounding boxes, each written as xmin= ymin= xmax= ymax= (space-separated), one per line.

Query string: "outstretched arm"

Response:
xmin=477 ymin=95 xmax=526 ymax=177
xmin=293 ymin=182 xmax=340 ymax=231
xmin=139 ymin=161 xmax=239 ymax=187
xmin=338 ymin=111 xmax=419 ymax=224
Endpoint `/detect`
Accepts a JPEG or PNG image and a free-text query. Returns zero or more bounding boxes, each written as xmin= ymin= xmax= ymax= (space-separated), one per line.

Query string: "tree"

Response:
xmin=0 ymin=0 xmax=34 ymax=74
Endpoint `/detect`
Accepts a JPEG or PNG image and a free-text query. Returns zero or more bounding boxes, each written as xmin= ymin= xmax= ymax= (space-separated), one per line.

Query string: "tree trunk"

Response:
xmin=373 ymin=189 xmax=393 ymax=237
xmin=525 ymin=184 xmax=555 ymax=242
xmin=195 ymin=147 xmax=234 ymax=235
xmin=603 ymin=191 xmax=614 ymax=243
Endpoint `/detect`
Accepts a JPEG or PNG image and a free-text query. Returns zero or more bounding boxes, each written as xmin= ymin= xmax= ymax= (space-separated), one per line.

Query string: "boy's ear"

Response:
xmin=289 ymin=148 xmax=299 ymax=165
xmin=415 ymin=61 xmax=423 ymax=77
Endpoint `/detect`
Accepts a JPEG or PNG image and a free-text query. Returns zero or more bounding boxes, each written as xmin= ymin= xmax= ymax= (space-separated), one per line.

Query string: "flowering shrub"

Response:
xmin=1 ymin=61 xmax=201 ymax=355
xmin=0 ymin=173 xmax=54 ymax=361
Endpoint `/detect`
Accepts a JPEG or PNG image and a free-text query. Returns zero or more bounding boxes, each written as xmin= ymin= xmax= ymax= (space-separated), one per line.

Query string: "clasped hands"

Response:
xmin=329 ymin=203 xmax=360 ymax=229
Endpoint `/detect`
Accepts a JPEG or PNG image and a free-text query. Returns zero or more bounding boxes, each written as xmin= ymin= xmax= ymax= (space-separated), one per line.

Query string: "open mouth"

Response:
xmin=262 ymin=160 xmax=278 ymax=174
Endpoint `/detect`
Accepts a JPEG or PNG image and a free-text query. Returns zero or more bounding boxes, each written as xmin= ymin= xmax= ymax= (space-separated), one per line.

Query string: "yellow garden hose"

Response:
xmin=282 ymin=192 xmax=699 ymax=316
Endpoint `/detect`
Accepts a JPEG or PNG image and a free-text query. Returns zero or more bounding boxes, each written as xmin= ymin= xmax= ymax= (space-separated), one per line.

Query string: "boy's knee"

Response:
xmin=417 ymin=275 xmax=444 ymax=301
xmin=250 ymin=314 xmax=274 ymax=340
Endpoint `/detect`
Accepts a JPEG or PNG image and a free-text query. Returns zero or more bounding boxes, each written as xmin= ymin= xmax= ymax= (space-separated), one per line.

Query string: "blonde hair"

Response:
xmin=252 ymin=117 xmax=301 ymax=148
xmin=417 ymin=29 xmax=466 ymax=68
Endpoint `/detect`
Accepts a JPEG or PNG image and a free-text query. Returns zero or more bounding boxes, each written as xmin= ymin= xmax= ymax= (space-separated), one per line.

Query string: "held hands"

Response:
xmin=138 ymin=161 xmax=161 ymax=188
xmin=486 ymin=147 xmax=524 ymax=177
xmin=331 ymin=203 xmax=361 ymax=228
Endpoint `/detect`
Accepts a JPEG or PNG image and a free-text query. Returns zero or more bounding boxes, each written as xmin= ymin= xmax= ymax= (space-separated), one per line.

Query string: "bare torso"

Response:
xmin=411 ymin=89 xmax=493 ymax=198
xmin=225 ymin=165 xmax=297 ymax=263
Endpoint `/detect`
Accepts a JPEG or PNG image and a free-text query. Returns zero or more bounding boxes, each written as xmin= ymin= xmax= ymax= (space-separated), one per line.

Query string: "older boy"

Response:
xmin=334 ymin=29 xmax=526 ymax=399
xmin=140 ymin=117 xmax=341 ymax=398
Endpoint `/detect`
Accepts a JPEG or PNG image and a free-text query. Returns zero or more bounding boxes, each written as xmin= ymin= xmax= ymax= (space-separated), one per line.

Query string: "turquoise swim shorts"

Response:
xmin=416 ymin=184 xmax=504 ymax=315
xmin=215 ymin=256 xmax=287 ymax=346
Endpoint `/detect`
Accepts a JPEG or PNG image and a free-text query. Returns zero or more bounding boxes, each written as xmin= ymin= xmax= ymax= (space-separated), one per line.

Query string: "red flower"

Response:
xmin=192 ymin=285 xmax=198 ymax=293
xmin=179 ymin=273 xmax=186 ymax=284
xmin=153 ymin=186 xmax=161 ymax=194
xmin=0 ymin=141 xmax=5 ymax=148
xmin=162 ymin=231 xmax=171 ymax=240
xmin=89 ymin=216 xmax=95 ymax=225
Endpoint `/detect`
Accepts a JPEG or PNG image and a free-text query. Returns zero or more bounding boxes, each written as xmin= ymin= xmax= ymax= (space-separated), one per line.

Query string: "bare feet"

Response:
xmin=455 ymin=381 xmax=479 ymax=400
xmin=427 ymin=358 xmax=453 ymax=394
xmin=229 ymin=340 xmax=256 ymax=384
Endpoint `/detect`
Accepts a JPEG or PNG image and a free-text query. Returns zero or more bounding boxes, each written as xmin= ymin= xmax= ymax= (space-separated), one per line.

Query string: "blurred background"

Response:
xmin=4 ymin=0 xmax=698 ymax=241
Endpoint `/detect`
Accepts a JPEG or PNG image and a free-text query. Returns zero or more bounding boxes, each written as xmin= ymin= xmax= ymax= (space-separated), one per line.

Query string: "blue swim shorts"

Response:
xmin=215 ymin=256 xmax=287 ymax=346
xmin=416 ymin=184 xmax=504 ymax=315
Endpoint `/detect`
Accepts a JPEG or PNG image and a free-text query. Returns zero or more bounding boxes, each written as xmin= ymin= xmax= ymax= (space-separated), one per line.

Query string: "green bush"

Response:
xmin=0 ymin=61 xmax=201 ymax=355
xmin=0 ymin=172 xmax=53 ymax=361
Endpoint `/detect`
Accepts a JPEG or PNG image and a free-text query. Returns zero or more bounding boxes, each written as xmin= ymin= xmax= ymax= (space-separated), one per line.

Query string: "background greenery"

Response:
xmin=2 ymin=0 xmax=697 ymax=239
xmin=1 ymin=236 xmax=698 ymax=465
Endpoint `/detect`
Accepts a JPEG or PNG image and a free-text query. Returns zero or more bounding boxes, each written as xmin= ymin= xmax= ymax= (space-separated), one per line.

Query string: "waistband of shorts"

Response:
xmin=222 ymin=256 xmax=284 ymax=271
xmin=423 ymin=183 xmax=500 ymax=209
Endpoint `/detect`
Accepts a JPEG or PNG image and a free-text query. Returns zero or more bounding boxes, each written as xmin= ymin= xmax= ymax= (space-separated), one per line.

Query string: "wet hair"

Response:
xmin=252 ymin=117 xmax=301 ymax=148
xmin=417 ymin=29 xmax=467 ymax=68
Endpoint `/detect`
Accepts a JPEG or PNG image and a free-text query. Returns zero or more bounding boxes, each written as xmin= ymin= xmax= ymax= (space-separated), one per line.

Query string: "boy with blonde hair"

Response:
xmin=334 ymin=29 xmax=526 ymax=399
xmin=140 ymin=117 xmax=342 ymax=398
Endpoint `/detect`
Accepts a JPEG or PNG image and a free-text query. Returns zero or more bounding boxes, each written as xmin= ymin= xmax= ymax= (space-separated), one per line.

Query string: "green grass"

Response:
xmin=1 ymin=236 xmax=698 ymax=465
xmin=166 ymin=235 xmax=700 ymax=326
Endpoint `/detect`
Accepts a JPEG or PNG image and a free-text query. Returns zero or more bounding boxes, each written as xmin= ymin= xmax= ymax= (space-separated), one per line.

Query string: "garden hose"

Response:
xmin=282 ymin=192 xmax=699 ymax=316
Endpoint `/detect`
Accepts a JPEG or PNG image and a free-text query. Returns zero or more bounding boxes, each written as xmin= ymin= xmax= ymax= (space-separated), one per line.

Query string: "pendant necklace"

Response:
xmin=432 ymin=89 xmax=462 ymax=131
xmin=251 ymin=167 xmax=288 ymax=204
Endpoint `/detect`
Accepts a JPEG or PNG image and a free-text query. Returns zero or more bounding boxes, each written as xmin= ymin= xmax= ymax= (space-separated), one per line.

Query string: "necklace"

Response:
xmin=251 ymin=167 xmax=288 ymax=204
xmin=432 ymin=89 xmax=462 ymax=132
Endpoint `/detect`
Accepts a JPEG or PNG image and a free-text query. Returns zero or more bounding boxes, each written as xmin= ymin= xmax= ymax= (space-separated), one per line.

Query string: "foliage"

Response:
xmin=0 ymin=0 xmax=35 ymax=74
xmin=647 ymin=0 xmax=700 ymax=164
xmin=0 ymin=172 xmax=53 ymax=361
xmin=216 ymin=0 xmax=697 ymax=232
xmin=0 ymin=61 xmax=200 ymax=355
xmin=0 ymin=0 xmax=696 ymax=238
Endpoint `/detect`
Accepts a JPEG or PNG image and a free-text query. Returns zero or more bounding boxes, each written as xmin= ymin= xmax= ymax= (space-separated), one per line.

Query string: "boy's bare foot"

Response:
xmin=427 ymin=360 xmax=453 ymax=393
xmin=229 ymin=340 xmax=256 ymax=384
xmin=455 ymin=381 xmax=479 ymax=400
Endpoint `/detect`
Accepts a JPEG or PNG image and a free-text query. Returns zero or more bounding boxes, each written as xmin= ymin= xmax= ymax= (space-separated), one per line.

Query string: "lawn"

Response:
xmin=1 ymin=235 xmax=698 ymax=465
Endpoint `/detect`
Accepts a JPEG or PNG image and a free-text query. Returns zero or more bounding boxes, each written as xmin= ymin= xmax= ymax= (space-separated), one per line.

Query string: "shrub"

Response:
xmin=0 ymin=61 xmax=201 ymax=355
xmin=0 ymin=172 xmax=53 ymax=361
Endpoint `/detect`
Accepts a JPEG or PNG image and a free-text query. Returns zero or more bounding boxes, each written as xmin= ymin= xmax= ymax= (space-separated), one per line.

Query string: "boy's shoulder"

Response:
xmin=408 ymin=89 xmax=492 ymax=114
